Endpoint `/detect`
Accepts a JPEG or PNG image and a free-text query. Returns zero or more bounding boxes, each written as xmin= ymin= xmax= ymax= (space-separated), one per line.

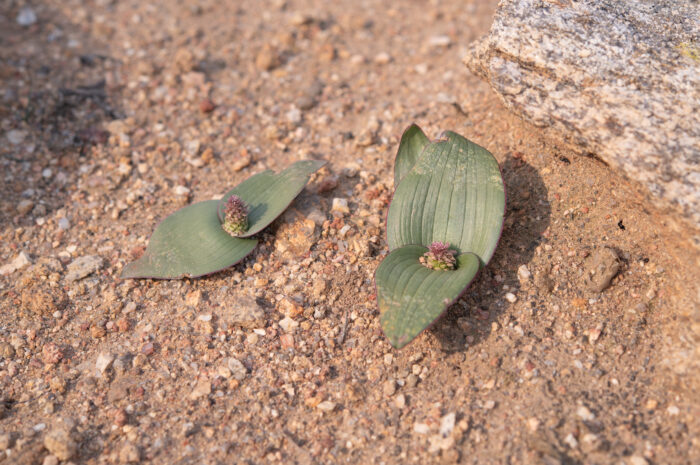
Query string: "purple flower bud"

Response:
xmin=222 ymin=195 xmax=249 ymax=237
xmin=420 ymin=241 xmax=457 ymax=270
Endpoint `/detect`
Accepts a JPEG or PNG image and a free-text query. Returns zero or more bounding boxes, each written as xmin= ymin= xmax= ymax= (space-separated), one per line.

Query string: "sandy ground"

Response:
xmin=1 ymin=1 xmax=698 ymax=464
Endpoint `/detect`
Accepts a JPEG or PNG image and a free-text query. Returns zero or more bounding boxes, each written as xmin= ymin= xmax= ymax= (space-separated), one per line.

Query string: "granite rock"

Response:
xmin=465 ymin=0 xmax=700 ymax=231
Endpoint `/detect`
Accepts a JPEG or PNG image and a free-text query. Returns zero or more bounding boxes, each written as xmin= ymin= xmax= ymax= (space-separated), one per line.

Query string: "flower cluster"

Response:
xmin=222 ymin=195 xmax=249 ymax=237
xmin=419 ymin=241 xmax=457 ymax=270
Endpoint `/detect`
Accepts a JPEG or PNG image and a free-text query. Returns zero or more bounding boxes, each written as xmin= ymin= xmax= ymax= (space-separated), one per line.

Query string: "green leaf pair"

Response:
xmin=376 ymin=125 xmax=505 ymax=348
xmin=121 ymin=160 xmax=325 ymax=279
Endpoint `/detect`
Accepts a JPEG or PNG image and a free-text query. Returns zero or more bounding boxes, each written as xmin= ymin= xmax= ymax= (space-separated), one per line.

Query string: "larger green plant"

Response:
xmin=375 ymin=125 xmax=505 ymax=348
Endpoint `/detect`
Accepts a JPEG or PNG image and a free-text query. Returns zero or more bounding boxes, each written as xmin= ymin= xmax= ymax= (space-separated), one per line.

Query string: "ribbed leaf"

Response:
xmin=121 ymin=200 xmax=258 ymax=279
xmin=376 ymin=245 xmax=480 ymax=349
xmin=394 ymin=124 xmax=429 ymax=186
xmin=387 ymin=131 xmax=505 ymax=264
xmin=217 ymin=160 xmax=326 ymax=237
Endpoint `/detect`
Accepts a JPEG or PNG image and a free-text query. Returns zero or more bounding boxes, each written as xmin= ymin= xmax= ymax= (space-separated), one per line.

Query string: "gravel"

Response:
xmin=0 ymin=1 xmax=696 ymax=465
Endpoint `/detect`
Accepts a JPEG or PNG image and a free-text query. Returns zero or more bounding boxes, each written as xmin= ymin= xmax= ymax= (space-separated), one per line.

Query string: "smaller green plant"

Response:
xmin=121 ymin=160 xmax=325 ymax=279
xmin=375 ymin=125 xmax=506 ymax=348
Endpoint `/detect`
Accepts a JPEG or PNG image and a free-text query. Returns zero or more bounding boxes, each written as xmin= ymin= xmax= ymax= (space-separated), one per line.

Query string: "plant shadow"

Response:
xmin=429 ymin=155 xmax=551 ymax=352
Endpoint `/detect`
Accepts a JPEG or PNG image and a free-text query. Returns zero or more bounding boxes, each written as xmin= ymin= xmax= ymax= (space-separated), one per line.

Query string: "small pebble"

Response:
xmin=16 ymin=7 xmax=37 ymax=26
xmin=331 ymin=198 xmax=350 ymax=215
xmin=576 ymin=405 xmax=595 ymax=421
xmin=413 ymin=422 xmax=430 ymax=434
xmin=43 ymin=428 xmax=77 ymax=460
xmin=428 ymin=35 xmax=452 ymax=48
xmin=439 ymin=412 xmax=456 ymax=437
xmin=199 ymin=99 xmax=215 ymax=113
xmin=504 ymin=292 xmax=517 ymax=303
xmin=17 ymin=199 xmax=34 ymax=215
xmin=279 ymin=316 xmax=299 ymax=332
xmin=173 ymin=185 xmax=190 ymax=196
xmin=119 ymin=441 xmax=141 ymax=463
xmin=517 ymin=265 xmax=531 ymax=282
xmin=227 ymin=357 xmax=247 ymax=380
xmin=374 ymin=52 xmax=392 ymax=64
xmin=629 ymin=456 xmax=648 ymax=465
xmin=383 ymin=379 xmax=396 ymax=397
xmin=255 ymin=44 xmax=281 ymax=71
xmin=316 ymin=401 xmax=336 ymax=412
xmin=96 ymin=352 xmax=115 ymax=374
xmin=564 ymin=433 xmax=578 ymax=449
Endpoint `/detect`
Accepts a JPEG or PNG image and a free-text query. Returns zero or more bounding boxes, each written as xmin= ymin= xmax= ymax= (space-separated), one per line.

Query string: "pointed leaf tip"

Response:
xmin=218 ymin=159 xmax=326 ymax=236
xmin=376 ymin=246 xmax=480 ymax=349
xmin=394 ymin=124 xmax=429 ymax=187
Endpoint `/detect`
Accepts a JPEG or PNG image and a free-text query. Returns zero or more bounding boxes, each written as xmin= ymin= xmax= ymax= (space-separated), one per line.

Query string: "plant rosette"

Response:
xmin=121 ymin=160 xmax=325 ymax=279
xmin=375 ymin=125 xmax=505 ymax=348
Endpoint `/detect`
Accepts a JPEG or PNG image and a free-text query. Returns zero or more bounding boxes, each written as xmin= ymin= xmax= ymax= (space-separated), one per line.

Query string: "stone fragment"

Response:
xmin=465 ymin=0 xmax=700 ymax=231
xmin=582 ymin=247 xmax=620 ymax=292
xmin=383 ymin=379 xmax=396 ymax=397
xmin=279 ymin=316 xmax=299 ymax=332
xmin=17 ymin=199 xmax=34 ymax=215
xmin=6 ymin=129 xmax=27 ymax=144
xmin=189 ymin=378 xmax=211 ymax=400
xmin=0 ymin=252 xmax=32 ymax=276
xmin=119 ymin=441 xmax=140 ymax=463
xmin=255 ymin=44 xmax=281 ymax=71
xmin=428 ymin=35 xmax=452 ymax=48
xmin=96 ymin=352 xmax=115 ymax=374
xmin=43 ymin=428 xmax=77 ymax=460
xmin=65 ymin=255 xmax=103 ymax=282
xmin=221 ymin=296 xmax=266 ymax=329
xmin=316 ymin=401 xmax=336 ymax=412
xmin=413 ymin=422 xmax=430 ymax=434
xmin=16 ymin=8 xmax=37 ymax=26
xmin=0 ymin=432 xmax=16 ymax=450
xmin=374 ymin=52 xmax=391 ymax=65
xmin=517 ymin=265 xmax=531 ymax=283
xmin=232 ymin=150 xmax=252 ymax=171
xmin=331 ymin=198 xmax=350 ymax=215
xmin=227 ymin=358 xmax=247 ymax=381
xmin=275 ymin=216 xmax=317 ymax=260
xmin=576 ymin=405 xmax=595 ymax=421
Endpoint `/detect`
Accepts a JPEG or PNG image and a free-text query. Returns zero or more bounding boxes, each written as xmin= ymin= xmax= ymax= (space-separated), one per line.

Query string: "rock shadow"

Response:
xmin=430 ymin=155 xmax=551 ymax=352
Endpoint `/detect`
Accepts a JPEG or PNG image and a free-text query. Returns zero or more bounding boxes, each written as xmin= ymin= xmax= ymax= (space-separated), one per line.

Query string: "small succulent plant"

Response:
xmin=375 ymin=125 xmax=505 ymax=348
xmin=121 ymin=160 xmax=325 ymax=279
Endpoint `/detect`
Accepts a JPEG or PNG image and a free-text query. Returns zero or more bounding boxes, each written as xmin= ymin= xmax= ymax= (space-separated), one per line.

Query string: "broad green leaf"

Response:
xmin=394 ymin=124 xmax=429 ymax=186
xmin=376 ymin=245 xmax=480 ymax=349
xmin=121 ymin=200 xmax=258 ymax=279
xmin=218 ymin=160 xmax=326 ymax=237
xmin=387 ymin=131 xmax=505 ymax=264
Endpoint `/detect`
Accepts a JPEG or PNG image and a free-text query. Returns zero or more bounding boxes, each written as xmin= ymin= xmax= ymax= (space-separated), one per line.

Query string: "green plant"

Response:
xmin=121 ymin=160 xmax=325 ymax=279
xmin=375 ymin=125 xmax=505 ymax=348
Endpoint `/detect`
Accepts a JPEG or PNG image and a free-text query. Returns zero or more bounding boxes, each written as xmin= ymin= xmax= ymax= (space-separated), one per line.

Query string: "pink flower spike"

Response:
xmin=420 ymin=241 xmax=457 ymax=270
xmin=222 ymin=195 xmax=249 ymax=237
